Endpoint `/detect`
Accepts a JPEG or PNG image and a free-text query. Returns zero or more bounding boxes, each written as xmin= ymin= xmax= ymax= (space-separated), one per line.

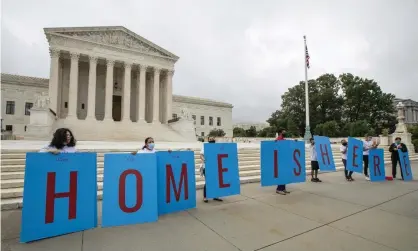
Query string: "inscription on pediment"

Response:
xmin=58 ymin=31 xmax=169 ymax=58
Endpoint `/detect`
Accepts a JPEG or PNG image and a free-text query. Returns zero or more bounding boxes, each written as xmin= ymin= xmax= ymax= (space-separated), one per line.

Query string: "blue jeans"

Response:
xmin=276 ymin=185 xmax=286 ymax=191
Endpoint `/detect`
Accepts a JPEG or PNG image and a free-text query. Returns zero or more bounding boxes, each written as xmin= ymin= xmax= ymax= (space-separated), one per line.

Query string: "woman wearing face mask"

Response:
xmin=340 ymin=139 xmax=354 ymax=181
xmin=200 ymin=137 xmax=223 ymax=203
xmin=40 ymin=128 xmax=77 ymax=154
xmin=132 ymin=137 xmax=155 ymax=154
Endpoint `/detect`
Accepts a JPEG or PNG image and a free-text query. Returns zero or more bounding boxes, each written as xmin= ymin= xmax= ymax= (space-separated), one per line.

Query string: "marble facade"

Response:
xmin=1 ymin=26 xmax=233 ymax=141
xmin=394 ymin=98 xmax=418 ymax=125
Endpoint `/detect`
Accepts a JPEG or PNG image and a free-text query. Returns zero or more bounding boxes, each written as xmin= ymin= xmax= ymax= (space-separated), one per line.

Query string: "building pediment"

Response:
xmin=44 ymin=26 xmax=179 ymax=61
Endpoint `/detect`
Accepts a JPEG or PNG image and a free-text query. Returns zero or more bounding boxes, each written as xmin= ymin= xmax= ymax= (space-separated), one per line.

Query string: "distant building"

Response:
xmin=394 ymin=98 xmax=418 ymax=125
xmin=233 ymin=122 xmax=269 ymax=131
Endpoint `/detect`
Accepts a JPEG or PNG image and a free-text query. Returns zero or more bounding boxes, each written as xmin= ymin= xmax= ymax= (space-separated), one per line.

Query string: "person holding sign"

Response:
xmin=200 ymin=137 xmax=223 ymax=203
xmin=362 ymin=135 xmax=378 ymax=181
xmin=309 ymin=138 xmax=322 ymax=182
xmin=39 ymin=128 xmax=77 ymax=154
xmin=132 ymin=137 xmax=156 ymax=154
xmin=340 ymin=139 xmax=354 ymax=181
xmin=389 ymin=137 xmax=408 ymax=180
xmin=275 ymin=129 xmax=289 ymax=195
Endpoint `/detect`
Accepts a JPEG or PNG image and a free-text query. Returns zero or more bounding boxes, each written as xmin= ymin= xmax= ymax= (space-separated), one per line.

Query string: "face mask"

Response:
xmin=342 ymin=142 xmax=347 ymax=146
xmin=395 ymin=141 xmax=400 ymax=144
xmin=148 ymin=143 xmax=155 ymax=150
xmin=209 ymin=140 xmax=216 ymax=143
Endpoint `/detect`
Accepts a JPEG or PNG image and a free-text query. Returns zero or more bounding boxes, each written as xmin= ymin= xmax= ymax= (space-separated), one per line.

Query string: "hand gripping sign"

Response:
xmin=102 ymin=153 xmax=158 ymax=227
xmin=346 ymin=137 xmax=364 ymax=173
xmin=398 ymin=150 xmax=413 ymax=181
xmin=204 ymin=143 xmax=240 ymax=198
xmin=260 ymin=140 xmax=306 ymax=186
xmin=368 ymin=149 xmax=386 ymax=182
xmin=156 ymin=151 xmax=196 ymax=215
xmin=21 ymin=153 xmax=97 ymax=243
xmin=313 ymin=136 xmax=336 ymax=172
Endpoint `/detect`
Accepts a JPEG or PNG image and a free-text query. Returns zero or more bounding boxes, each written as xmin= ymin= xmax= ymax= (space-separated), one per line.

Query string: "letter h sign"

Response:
xmin=21 ymin=153 xmax=97 ymax=243
xmin=313 ymin=136 xmax=336 ymax=172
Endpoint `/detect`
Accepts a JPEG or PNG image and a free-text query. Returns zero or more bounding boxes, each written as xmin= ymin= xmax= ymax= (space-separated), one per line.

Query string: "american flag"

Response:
xmin=305 ymin=44 xmax=310 ymax=69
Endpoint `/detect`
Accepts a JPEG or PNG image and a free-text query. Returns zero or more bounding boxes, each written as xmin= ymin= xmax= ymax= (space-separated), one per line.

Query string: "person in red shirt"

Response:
xmin=275 ymin=129 xmax=289 ymax=195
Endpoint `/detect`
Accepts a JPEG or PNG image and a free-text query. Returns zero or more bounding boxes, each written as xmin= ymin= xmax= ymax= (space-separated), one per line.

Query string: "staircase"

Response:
xmin=2 ymin=148 xmax=417 ymax=210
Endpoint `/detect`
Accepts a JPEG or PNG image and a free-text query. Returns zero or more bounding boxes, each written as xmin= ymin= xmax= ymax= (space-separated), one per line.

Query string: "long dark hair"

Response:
xmin=142 ymin=137 xmax=153 ymax=150
xmin=49 ymin=128 xmax=76 ymax=149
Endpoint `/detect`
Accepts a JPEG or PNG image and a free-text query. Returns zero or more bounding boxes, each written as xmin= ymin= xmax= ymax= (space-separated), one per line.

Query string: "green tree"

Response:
xmin=339 ymin=73 xmax=396 ymax=135
xmin=245 ymin=126 xmax=257 ymax=137
xmin=233 ymin=127 xmax=246 ymax=137
xmin=208 ymin=129 xmax=226 ymax=137
xmin=257 ymin=126 xmax=277 ymax=137
xmin=266 ymin=73 xmax=395 ymax=137
xmin=313 ymin=120 xmax=340 ymax=137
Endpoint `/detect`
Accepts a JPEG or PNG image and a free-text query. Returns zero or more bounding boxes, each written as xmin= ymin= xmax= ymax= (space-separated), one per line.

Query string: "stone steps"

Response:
xmin=1 ymin=148 xmax=417 ymax=210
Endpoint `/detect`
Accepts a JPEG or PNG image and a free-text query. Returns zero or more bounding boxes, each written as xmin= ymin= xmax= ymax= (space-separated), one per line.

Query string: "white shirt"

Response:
xmin=39 ymin=145 xmax=77 ymax=153
xmin=363 ymin=140 xmax=373 ymax=155
xmin=137 ymin=148 xmax=155 ymax=153
xmin=340 ymin=145 xmax=347 ymax=160
xmin=310 ymin=145 xmax=317 ymax=161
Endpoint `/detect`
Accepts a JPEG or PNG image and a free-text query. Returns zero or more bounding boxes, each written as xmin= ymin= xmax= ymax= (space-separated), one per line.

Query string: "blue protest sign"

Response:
xmin=346 ymin=137 xmax=363 ymax=173
xmin=398 ymin=150 xmax=413 ymax=181
xmin=204 ymin=143 xmax=240 ymax=198
xmin=102 ymin=153 xmax=158 ymax=227
xmin=21 ymin=153 xmax=97 ymax=243
xmin=368 ymin=149 xmax=385 ymax=182
xmin=313 ymin=136 xmax=336 ymax=171
xmin=156 ymin=151 xmax=196 ymax=215
xmin=261 ymin=140 xmax=305 ymax=186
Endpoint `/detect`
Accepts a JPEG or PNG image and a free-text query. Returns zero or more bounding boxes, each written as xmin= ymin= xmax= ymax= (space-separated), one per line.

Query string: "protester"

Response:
xmin=310 ymin=138 xmax=321 ymax=182
xmin=200 ymin=136 xmax=223 ymax=203
xmin=275 ymin=128 xmax=290 ymax=195
xmin=362 ymin=134 xmax=377 ymax=181
xmin=132 ymin=137 xmax=155 ymax=154
xmin=389 ymin=137 xmax=408 ymax=180
xmin=340 ymin=139 xmax=354 ymax=181
xmin=40 ymin=128 xmax=77 ymax=154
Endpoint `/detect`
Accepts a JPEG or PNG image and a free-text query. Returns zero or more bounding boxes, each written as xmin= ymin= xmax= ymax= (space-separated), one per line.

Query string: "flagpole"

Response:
xmin=303 ymin=35 xmax=312 ymax=141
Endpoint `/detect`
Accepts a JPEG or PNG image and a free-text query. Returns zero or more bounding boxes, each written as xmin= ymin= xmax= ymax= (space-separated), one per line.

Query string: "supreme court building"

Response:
xmin=1 ymin=26 xmax=233 ymax=141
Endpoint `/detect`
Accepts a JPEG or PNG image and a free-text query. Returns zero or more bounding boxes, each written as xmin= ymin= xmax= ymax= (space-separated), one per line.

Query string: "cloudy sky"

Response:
xmin=2 ymin=0 xmax=418 ymax=123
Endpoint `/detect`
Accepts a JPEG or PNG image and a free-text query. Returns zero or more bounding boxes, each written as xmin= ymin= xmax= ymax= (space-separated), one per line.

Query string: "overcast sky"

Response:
xmin=2 ymin=0 xmax=418 ymax=123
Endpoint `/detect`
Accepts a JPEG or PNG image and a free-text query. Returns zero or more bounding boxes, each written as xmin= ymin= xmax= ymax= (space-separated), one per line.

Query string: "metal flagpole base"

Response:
xmin=304 ymin=126 xmax=312 ymax=141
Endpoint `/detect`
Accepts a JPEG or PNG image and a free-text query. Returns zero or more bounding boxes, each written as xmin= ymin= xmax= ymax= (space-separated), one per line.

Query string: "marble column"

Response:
xmin=86 ymin=56 xmax=97 ymax=120
xmin=137 ymin=65 xmax=147 ymax=122
xmin=104 ymin=60 xmax=114 ymax=121
xmin=152 ymin=67 xmax=161 ymax=123
xmin=122 ymin=62 xmax=132 ymax=122
xmin=48 ymin=48 xmax=60 ymax=115
xmin=165 ymin=70 xmax=174 ymax=123
xmin=67 ymin=52 xmax=80 ymax=118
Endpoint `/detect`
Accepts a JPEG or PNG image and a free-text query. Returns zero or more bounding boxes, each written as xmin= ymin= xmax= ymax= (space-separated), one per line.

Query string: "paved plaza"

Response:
xmin=2 ymin=162 xmax=418 ymax=251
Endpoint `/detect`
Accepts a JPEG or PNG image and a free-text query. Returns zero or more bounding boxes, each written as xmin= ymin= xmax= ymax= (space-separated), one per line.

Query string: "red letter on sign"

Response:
xmin=274 ymin=150 xmax=279 ymax=178
xmin=217 ymin=154 xmax=230 ymax=188
xmin=373 ymin=156 xmax=381 ymax=176
xmin=293 ymin=149 xmax=301 ymax=176
xmin=45 ymin=171 xmax=77 ymax=224
xmin=119 ymin=169 xmax=143 ymax=213
xmin=320 ymin=144 xmax=331 ymax=165
xmin=403 ymin=155 xmax=410 ymax=176
xmin=166 ymin=164 xmax=189 ymax=203
xmin=352 ymin=145 xmax=359 ymax=168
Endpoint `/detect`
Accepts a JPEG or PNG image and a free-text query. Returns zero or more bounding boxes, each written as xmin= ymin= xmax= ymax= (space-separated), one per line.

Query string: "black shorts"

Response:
xmin=311 ymin=160 xmax=319 ymax=171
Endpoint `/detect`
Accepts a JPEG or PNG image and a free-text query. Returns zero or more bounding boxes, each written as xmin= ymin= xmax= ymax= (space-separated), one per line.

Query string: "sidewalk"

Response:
xmin=2 ymin=163 xmax=418 ymax=251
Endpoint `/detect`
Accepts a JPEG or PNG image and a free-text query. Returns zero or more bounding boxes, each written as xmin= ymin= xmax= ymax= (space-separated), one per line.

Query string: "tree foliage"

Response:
xmin=266 ymin=73 xmax=396 ymax=137
xmin=208 ymin=129 xmax=226 ymax=137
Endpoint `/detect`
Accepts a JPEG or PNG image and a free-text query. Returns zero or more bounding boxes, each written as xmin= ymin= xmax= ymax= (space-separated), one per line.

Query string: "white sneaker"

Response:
xmin=365 ymin=176 xmax=370 ymax=181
